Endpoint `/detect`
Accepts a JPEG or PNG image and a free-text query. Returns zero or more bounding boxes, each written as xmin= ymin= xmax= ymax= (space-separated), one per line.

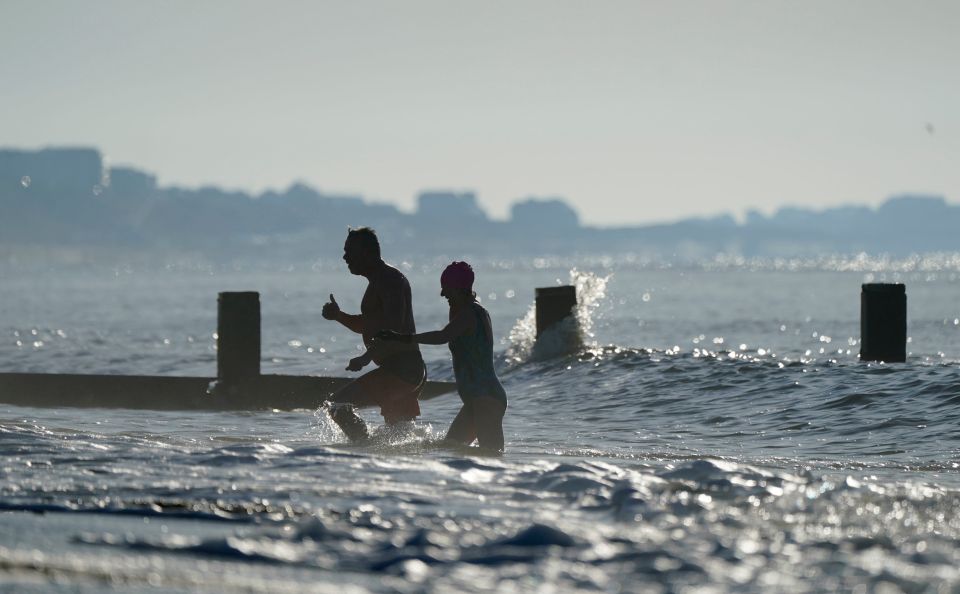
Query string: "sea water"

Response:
xmin=2 ymin=256 xmax=960 ymax=592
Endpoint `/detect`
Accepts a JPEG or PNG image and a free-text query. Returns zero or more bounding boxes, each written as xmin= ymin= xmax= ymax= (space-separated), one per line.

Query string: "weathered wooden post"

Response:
xmin=535 ymin=285 xmax=577 ymax=337
xmin=217 ymin=292 xmax=261 ymax=382
xmin=860 ymin=283 xmax=906 ymax=362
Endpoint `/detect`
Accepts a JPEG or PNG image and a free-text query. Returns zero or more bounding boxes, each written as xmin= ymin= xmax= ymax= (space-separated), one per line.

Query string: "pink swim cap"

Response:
xmin=440 ymin=261 xmax=474 ymax=290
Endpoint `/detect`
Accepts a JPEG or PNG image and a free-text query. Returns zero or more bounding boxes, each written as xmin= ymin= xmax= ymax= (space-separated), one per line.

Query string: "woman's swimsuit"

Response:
xmin=449 ymin=303 xmax=507 ymax=404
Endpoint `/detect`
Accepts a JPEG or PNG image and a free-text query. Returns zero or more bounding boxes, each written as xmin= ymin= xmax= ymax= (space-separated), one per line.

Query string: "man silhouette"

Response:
xmin=321 ymin=227 xmax=425 ymax=440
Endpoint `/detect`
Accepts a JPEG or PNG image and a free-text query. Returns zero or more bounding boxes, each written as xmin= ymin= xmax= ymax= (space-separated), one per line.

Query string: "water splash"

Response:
xmin=313 ymin=405 xmax=441 ymax=450
xmin=367 ymin=421 xmax=435 ymax=447
xmin=312 ymin=405 xmax=348 ymax=442
xmin=504 ymin=269 xmax=610 ymax=364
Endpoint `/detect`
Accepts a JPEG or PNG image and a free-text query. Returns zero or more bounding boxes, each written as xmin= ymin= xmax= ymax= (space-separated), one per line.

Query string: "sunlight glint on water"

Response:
xmin=1 ymin=261 xmax=960 ymax=592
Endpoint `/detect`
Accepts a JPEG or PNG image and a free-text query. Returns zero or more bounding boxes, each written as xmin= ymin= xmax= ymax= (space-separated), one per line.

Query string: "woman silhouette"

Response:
xmin=379 ymin=261 xmax=507 ymax=452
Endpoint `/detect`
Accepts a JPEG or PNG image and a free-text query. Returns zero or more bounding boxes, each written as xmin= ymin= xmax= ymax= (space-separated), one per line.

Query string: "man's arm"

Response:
xmin=346 ymin=351 xmax=372 ymax=371
xmin=334 ymin=311 xmax=364 ymax=334
xmin=322 ymin=294 xmax=364 ymax=334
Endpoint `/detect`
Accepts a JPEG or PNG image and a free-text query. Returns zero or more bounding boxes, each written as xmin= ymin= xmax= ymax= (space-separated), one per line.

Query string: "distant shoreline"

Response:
xmin=2 ymin=147 xmax=955 ymax=259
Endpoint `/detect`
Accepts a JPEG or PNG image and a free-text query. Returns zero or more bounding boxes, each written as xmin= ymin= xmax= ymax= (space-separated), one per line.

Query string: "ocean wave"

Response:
xmin=6 ymin=456 xmax=956 ymax=592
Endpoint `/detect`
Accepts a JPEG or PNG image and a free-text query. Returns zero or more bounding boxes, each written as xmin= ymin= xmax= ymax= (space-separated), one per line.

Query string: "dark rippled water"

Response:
xmin=2 ymin=259 xmax=960 ymax=592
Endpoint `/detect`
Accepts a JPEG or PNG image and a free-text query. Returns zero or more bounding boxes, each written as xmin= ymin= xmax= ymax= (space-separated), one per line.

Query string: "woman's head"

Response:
xmin=440 ymin=261 xmax=475 ymax=304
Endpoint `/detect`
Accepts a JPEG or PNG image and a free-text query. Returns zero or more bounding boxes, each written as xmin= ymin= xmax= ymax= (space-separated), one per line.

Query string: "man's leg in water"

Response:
xmin=327 ymin=367 xmax=419 ymax=441
xmin=445 ymin=403 xmax=477 ymax=446
xmin=473 ymin=396 xmax=507 ymax=453
xmin=325 ymin=401 xmax=368 ymax=442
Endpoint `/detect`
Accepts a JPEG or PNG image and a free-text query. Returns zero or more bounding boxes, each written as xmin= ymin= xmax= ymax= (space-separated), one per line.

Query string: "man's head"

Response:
xmin=343 ymin=227 xmax=381 ymax=276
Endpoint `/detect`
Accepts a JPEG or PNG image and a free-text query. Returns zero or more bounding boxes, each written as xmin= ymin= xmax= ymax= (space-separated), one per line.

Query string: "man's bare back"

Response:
xmin=358 ymin=264 xmax=420 ymax=371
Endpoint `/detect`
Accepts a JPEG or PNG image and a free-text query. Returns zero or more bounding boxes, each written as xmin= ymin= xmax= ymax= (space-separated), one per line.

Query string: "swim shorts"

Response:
xmin=375 ymin=351 xmax=425 ymax=423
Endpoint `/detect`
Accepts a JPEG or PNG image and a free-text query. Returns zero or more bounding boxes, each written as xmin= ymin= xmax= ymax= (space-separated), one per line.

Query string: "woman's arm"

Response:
xmin=413 ymin=328 xmax=455 ymax=345
xmin=415 ymin=309 xmax=474 ymax=343
xmin=378 ymin=308 xmax=474 ymax=345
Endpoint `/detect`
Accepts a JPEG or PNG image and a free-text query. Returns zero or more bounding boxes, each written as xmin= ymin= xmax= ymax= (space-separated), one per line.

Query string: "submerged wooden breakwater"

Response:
xmin=0 ymin=292 xmax=454 ymax=411
xmin=860 ymin=283 xmax=907 ymax=363
xmin=0 ymin=281 xmax=910 ymax=411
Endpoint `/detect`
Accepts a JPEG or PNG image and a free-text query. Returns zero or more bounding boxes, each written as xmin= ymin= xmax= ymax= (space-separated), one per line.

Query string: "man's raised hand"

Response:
xmin=322 ymin=294 xmax=340 ymax=320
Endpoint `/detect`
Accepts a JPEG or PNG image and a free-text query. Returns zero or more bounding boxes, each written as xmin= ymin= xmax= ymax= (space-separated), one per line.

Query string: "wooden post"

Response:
xmin=860 ymin=283 xmax=906 ymax=362
xmin=217 ymin=292 xmax=261 ymax=381
xmin=535 ymin=285 xmax=577 ymax=337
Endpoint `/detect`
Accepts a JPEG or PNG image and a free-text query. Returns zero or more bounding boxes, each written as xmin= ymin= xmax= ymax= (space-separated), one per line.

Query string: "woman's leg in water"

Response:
xmin=445 ymin=403 xmax=477 ymax=445
xmin=473 ymin=395 xmax=506 ymax=452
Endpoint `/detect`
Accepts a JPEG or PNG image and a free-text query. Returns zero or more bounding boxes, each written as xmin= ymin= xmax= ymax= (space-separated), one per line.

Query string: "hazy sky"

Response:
xmin=2 ymin=1 xmax=957 ymax=225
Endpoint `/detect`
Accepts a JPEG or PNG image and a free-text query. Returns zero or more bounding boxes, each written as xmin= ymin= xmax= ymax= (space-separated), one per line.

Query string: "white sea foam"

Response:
xmin=504 ymin=269 xmax=611 ymax=364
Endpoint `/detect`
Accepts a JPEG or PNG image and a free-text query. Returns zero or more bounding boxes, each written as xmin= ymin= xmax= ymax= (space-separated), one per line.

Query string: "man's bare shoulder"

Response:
xmin=370 ymin=263 xmax=409 ymax=292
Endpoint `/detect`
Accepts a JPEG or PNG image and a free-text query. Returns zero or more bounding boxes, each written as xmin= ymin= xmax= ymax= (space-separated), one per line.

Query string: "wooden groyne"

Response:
xmin=1 ymin=281 xmax=907 ymax=412
xmin=0 ymin=292 xmax=455 ymax=411
xmin=535 ymin=285 xmax=577 ymax=338
xmin=860 ymin=283 xmax=907 ymax=362
xmin=0 ymin=372 xmax=454 ymax=411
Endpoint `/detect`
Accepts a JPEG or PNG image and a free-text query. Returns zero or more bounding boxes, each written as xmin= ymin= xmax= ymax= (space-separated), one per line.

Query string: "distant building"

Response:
xmin=107 ymin=166 xmax=157 ymax=197
xmin=510 ymin=198 xmax=579 ymax=229
xmin=744 ymin=209 xmax=767 ymax=226
xmin=416 ymin=191 xmax=487 ymax=223
xmin=877 ymin=194 xmax=949 ymax=220
xmin=0 ymin=147 xmax=102 ymax=192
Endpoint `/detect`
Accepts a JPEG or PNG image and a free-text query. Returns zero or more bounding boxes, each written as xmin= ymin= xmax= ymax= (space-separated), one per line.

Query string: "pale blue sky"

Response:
xmin=1 ymin=1 xmax=957 ymax=225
